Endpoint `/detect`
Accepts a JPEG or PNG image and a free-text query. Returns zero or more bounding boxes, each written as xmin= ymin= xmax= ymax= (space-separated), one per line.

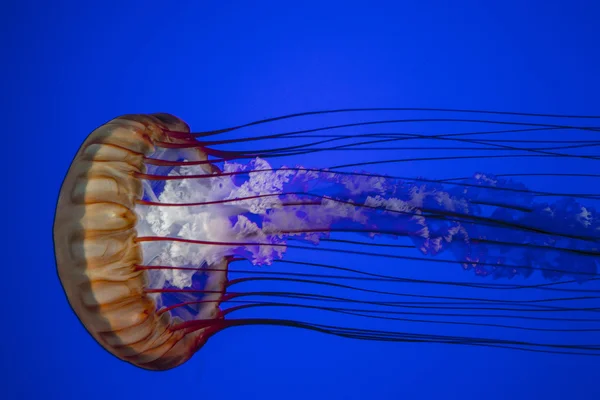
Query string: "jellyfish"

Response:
xmin=53 ymin=109 xmax=600 ymax=370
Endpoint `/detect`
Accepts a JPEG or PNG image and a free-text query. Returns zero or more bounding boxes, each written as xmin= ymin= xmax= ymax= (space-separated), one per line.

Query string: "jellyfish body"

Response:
xmin=54 ymin=111 xmax=600 ymax=370
xmin=53 ymin=114 xmax=228 ymax=370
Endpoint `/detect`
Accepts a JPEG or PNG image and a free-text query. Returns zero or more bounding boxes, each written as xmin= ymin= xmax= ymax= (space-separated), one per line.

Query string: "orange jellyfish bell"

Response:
xmin=53 ymin=113 xmax=228 ymax=370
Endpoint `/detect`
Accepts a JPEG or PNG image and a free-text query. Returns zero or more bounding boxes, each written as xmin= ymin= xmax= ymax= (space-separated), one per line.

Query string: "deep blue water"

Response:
xmin=3 ymin=1 xmax=600 ymax=399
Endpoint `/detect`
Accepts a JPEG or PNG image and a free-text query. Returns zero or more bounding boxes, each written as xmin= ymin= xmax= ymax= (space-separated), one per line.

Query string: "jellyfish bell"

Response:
xmin=53 ymin=113 xmax=228 ymax=370
xmin=54 ymin=110 xmax=600 ymax=371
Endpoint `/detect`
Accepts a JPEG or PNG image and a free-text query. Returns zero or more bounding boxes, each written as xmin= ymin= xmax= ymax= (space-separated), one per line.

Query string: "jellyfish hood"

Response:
xmin=53 ymin=113 xmax=227 ymax=370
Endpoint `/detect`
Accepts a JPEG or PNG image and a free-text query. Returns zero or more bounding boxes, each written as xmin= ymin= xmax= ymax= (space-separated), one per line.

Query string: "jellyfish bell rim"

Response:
xmin=53 ymin=113 xmax=228 ymax=371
